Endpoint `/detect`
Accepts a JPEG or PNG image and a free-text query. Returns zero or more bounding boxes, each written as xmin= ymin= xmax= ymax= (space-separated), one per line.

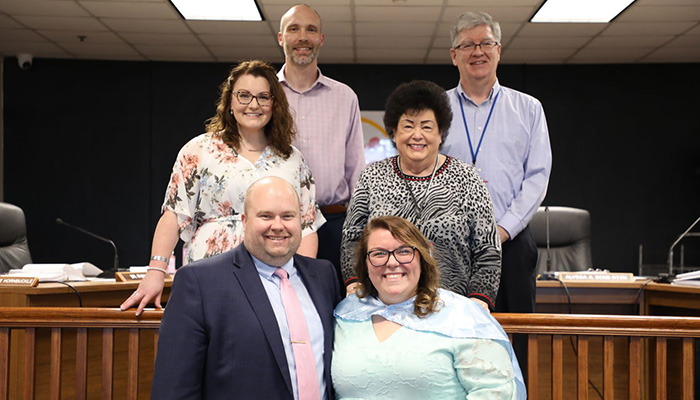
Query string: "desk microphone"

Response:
xmin=56 ymin=218 xmax=119 ymax=272
xmin=545 ymin=206 xmax=552 ymax=271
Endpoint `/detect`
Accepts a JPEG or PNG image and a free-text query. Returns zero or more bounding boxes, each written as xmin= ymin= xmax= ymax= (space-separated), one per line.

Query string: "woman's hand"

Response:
xmin=470 ymin=297 xmax=490 ymax=312
xmin=346 ymin=282 xmax=359 ymax=296
xmin=120 ymin=270 xmax=166 ymax=316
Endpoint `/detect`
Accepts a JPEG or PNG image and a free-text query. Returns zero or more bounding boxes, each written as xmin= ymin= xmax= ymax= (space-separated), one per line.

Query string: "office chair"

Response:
xmin=0 ymin=202 xmax=33 ymax=273
xmin=530 ymin=206 xmax=592 ymax=275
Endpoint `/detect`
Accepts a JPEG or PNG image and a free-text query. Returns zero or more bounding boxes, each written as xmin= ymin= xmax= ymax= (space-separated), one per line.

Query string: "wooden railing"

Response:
xmin=0 ymin=308 xmax=161 ymax=400
xmin=497 ymin=313 xmax=700 ymax=400
xmin=1 ymin=309 xmax=699 ymax=399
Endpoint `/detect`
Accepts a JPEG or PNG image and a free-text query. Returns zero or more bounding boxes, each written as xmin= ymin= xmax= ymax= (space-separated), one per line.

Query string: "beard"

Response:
xmin=286 ymin=44 xmax=320 ymax=66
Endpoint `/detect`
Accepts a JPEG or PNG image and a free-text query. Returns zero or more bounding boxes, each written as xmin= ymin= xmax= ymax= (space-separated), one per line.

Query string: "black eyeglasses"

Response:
xmin=367 ymin=246 xmax=417 ymax=267
xmin=453 ymin=40 xmax=499 ymax=52
xmin=233 ymin=91 xmax=273 ymax=106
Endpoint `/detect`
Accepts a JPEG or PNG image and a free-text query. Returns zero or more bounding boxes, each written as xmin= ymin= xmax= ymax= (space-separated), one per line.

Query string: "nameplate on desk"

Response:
xmin=115 ymin=272 xmax=173 ymax=282
xmin=558 ymin=272 xmax=635 ymax=283
xmin=0 ymin=276 xmax=39 ymax=286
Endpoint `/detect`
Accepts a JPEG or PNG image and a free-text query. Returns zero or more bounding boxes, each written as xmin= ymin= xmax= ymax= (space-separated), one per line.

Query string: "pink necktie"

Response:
xmin=274 ymin=268 xmax=321 ymax=400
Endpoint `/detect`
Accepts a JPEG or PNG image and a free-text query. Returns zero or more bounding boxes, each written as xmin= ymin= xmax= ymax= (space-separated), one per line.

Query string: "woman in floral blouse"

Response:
xmin=121 ymin=60 xmax=325 ymax=315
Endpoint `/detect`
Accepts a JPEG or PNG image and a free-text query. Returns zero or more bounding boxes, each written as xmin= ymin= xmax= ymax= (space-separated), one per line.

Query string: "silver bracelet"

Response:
xmin=150 ymin=255 xmax=169 ymax=263
xmin=147 ymin=266 xmax=168 ymax=274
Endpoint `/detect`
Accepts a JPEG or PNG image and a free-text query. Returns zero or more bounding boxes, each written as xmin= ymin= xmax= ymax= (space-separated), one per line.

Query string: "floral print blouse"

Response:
xmin=163 ymin=133 xmax=325 ymax=265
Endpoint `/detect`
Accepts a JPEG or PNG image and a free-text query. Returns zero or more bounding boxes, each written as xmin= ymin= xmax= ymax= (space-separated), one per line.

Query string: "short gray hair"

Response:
xmin=450 ymin=11 xmax=501 ymax=48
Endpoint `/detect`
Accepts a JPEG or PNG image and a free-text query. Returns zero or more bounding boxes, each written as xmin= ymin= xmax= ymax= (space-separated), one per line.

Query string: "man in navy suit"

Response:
xmin=151 ymin=176 xmax=342 ymax=399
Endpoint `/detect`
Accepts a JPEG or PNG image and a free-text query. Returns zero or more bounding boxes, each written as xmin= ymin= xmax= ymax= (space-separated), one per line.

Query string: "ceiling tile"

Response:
xmin=78 ymin=1 xmax=179 ymax=19
xmin=602 ymin=21 xmax=696 ymax=36
xmin=356 ymin=57 xmax=424 ymax=64
xmin=357 ymin=47 xmax=427 ymax=59
xmin=426 ymin=48 xmax=454 ymax=63
xmin=356 ymin=0 xmax=444 ymax=5
xmin=447 ymin=0 xmax=540 ymax=5
xmin=0 ymin=28 xmax=45 ymax=42
xmin=135 ymin=43 xmax=214 ymax=61
xmin=518 ymin=23 xmax=607 ymax=37
xmin=121 ymin=32 xmax=200 ymax=46
xmin=636 ymin=0 xmax=700 ymax=6
xmin=323 ymin=34 xmax=352 ymax=48
xmin=355 ymin=22 xmax=435 ymax=36
xmin=318 ymin=46 xmax=353 ymax=60
xmin=570 ymin=47 xmax=653 ymax=62
xmin=616 ymin=6 xmax=700 ymax=22
xmin=0 ymin=14 xmax=22 ymax=29
xmin=587 ymin=36 xmax=673 ymax=48
xmin=443 ymin=6 xmax=535 ymax=22
xmin=685 ymin=24 xmax=700 ymax=35
xmin=0 ymin=40 xmax=68 ymax=55
xmin=209 ymin=45 xmax=283 ymax=61
xmin=509 ymin=36 xmax=591 ymax=49
xmin=356 ymin=35 xmax=431 ymax=48
xmin=504 ymin=47 xmax=577 ymax=60
xmin=61 ymin=41 xmax=139 ymax=56
xmin=0 ymin=0 xmax=89 ymax=17
xmin=356 ymin=6 xmax=441 ymax=22
xmin=200 ymin=33 xmax=276 ymax=47
xmin=187 ymin=20 xmax=272 ymax=35
xmin=102 ymin=18 xmax=189 ymax=33
xmin=642 ymin=46 xmax=700 ymax=62
xmin=14 ymin=15 xmax=108 ymax=31
xmin=265 ymin=5 xmax=351 ymax=22
xmin=38 ymin=30 xmax=124 ymax=44
xmin=666 ymin=34 xmax=700 ymax=47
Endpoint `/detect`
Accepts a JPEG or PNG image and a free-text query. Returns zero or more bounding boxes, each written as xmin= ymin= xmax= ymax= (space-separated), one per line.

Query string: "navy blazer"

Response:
xmin=151 ymin=244 xmax=342 ymax=400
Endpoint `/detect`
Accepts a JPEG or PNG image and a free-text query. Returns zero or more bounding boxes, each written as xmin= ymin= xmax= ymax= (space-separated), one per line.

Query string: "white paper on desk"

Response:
xmin=70 ymin=262 xmax=103 ymax=277
xmin=18 ymin=264 xmax=87 ymax=282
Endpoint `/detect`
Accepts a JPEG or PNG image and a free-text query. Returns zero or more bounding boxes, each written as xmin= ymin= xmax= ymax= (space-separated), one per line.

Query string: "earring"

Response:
xmin=229 ymin=110 xmax=234 ymax=117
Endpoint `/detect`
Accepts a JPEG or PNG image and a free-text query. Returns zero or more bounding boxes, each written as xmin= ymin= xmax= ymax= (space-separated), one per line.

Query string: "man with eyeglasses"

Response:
xmin=277 ymin=4 xmax=365 ymax=290
xmin=442 ymin=11 xmax=552 ymax=379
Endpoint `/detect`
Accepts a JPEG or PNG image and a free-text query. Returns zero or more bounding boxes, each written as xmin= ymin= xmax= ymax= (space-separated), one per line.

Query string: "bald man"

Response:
xmin=277 ymin=4 xmax=365 ymax=288
xmin=152 ymin=177 xmax=341 ymax=400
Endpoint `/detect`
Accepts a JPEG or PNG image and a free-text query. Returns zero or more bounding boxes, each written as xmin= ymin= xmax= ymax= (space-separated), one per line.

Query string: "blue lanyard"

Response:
xmin=457 ymin=89 xmax=501 ymax=166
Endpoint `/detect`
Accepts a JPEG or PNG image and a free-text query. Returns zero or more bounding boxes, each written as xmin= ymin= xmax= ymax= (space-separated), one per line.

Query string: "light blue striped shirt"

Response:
xmin=253 ymin=255 xmax=326 ymax=400
xmin=444 ymin=80 xmax=552 ymax=239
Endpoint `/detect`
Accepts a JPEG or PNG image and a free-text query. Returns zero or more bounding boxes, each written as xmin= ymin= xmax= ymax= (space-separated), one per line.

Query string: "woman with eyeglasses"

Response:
xmin=333 ymin=216 xmax=525 ymax=399
xmin=341 ymin=80 xmax=501 ymax=312
xmin=121 ymin=60 xmax=324 ymax=315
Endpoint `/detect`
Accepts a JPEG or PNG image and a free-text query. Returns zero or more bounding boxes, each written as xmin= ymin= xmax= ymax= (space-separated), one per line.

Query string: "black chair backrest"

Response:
xmin=0 ymin=202 xmax=33 ymax=273
xmin=529 ymin=206 xmax=592 ymax=274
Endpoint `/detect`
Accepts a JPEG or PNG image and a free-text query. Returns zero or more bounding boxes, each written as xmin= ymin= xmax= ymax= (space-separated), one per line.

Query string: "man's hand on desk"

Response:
xmin=119 ymin=270 xmax=165 ymax=316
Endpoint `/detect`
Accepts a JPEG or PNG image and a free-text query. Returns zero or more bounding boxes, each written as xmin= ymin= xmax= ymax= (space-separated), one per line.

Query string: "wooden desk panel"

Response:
xmin=1 ymin=280 xmax=171 ymax=399
xmin=0 ymin=280 xmax=171 ymax=308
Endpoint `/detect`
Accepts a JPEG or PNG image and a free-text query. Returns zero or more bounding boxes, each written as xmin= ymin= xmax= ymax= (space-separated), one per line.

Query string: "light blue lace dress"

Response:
xmin=332 ymin=290 xmax=526 ymax=399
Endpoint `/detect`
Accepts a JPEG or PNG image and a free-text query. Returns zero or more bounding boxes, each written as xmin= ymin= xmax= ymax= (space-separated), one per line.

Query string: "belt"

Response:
xmin=320 ymin=204 xmax=347 ymax=214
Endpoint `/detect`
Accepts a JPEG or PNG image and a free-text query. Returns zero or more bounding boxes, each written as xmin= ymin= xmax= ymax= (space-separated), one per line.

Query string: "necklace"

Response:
xmin=399 ymin=154 xmax=440 ymax=228
xmin=239 ymin=139 xmax=265 ymax=152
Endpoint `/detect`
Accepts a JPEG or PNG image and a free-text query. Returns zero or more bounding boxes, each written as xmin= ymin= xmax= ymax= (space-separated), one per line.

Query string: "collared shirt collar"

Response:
xmin=251 ymin=254 xmax=296 ymax=283
xmin=277 ymin=63 xmax=329 ymax=94
xmin=457 ymin=79 xmax=501 ymax=106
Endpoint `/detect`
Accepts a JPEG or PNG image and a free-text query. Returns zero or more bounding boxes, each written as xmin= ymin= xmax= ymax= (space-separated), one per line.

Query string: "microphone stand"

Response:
xmin=667 ymin=214 xmax=700 ymax=275
xmin=56 ymin=218 xmax=119 ymax=276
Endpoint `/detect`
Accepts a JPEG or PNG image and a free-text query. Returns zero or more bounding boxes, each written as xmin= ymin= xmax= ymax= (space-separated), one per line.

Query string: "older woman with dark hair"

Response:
xmin=333 ymin=216 xmax=525 ymax=399
xmin=341 ymin=80 xmax=501 ymax=310
xmin=121 ymin=60 xmax=324 ymax=315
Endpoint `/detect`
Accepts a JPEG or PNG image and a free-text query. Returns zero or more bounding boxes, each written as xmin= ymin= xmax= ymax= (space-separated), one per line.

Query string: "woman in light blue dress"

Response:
xmin=332 ymin=216 xmax=525 ymax=399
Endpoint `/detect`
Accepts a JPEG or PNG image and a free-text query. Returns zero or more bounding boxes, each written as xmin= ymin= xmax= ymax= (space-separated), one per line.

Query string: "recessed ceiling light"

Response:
xmin=531 ymin=0 xmax=636 ymax=23
xmin=169 ymin=0 xmax=263 ymax=21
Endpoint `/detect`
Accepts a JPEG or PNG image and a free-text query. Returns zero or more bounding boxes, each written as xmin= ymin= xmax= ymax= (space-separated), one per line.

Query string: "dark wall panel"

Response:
xmin=4 ymin=58 xmax=700 ymax=273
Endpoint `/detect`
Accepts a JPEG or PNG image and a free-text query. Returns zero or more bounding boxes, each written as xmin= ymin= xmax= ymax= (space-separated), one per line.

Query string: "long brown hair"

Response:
xmin=355 ymin=216 xmax=442 ymax=317
xmin=206 ymin=60 xmax=295 ymax=158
